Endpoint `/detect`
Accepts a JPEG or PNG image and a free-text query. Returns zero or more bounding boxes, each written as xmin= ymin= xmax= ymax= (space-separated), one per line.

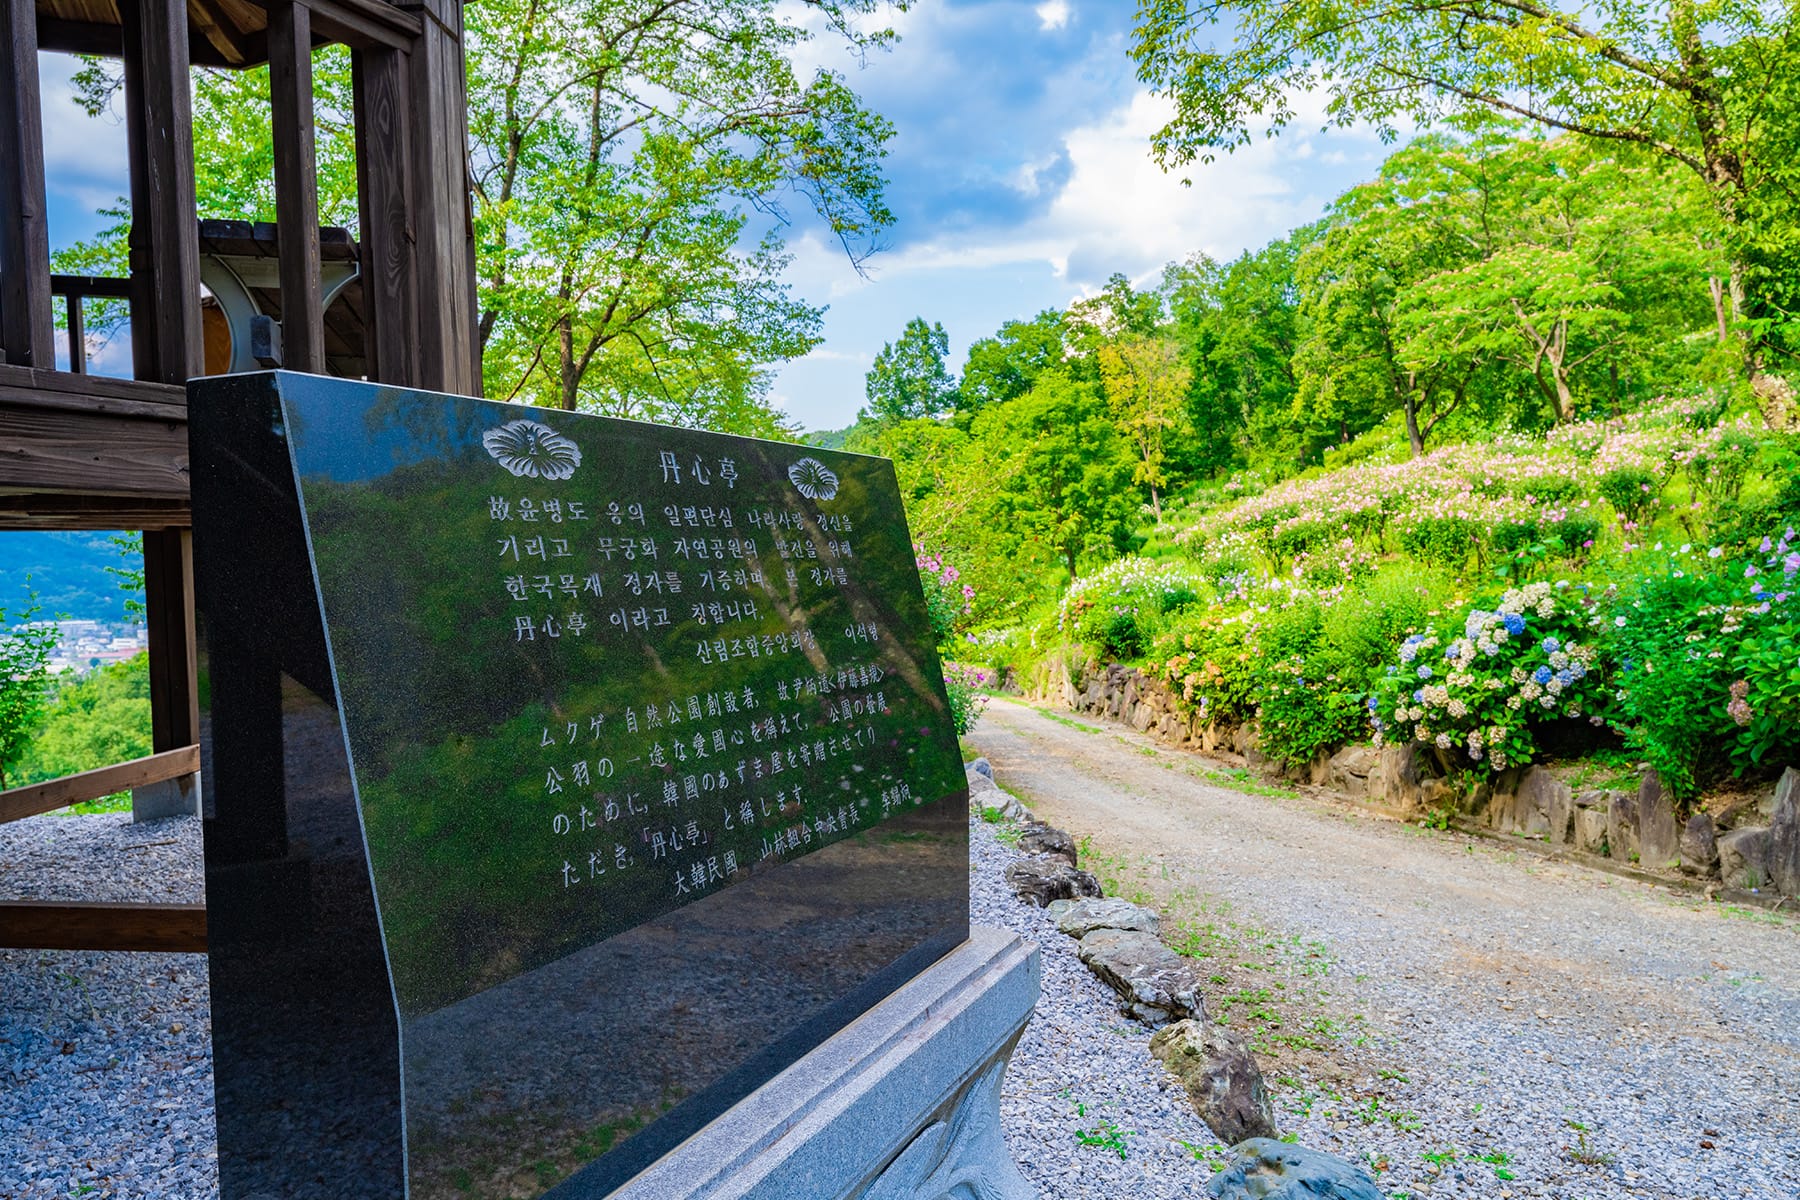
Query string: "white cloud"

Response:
xmin=1036 ymin=1 xmax=1071 ymax=31
xmin=840 ymin=87 xmax=1388 ymax=290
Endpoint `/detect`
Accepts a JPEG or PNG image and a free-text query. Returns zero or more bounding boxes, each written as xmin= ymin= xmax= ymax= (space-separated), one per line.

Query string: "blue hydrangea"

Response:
xmin=1417 ymin=664 xmax=1433 ymax=679
xmin=1366 ymin=696 xmax=1379 ymax=711
xmin=1386 ymin=666 xmax=1398 ymax=677
xmin=1413 ymin=690 xmax=1425 ymax=703
xmin=1532 ymin=665 xmax=1553 ymax=685
xmin=1444 ymin=645 xmax=1459 ymax=660
xmin=1502 ymin=613 xmax=1527 ymax=636
xmin=1540 ymin=637 xmax=1560 ymax=653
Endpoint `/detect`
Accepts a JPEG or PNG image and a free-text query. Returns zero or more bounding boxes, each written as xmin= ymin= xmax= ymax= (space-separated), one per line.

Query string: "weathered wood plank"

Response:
xmin=0 ymin=746 xmax=200 ymax=825
xmin=302 ymin=0 xmax=421 ymax=50
xmin=352 ymin=46 xmax=418 ymax=387
xmin=123 ymin=0 xmax=203 ymax=387
xmin=0 ymin=363 xmax=187 ymax=410
xmin=0 ymin=403 xmax=190 ymax=496
xmin=144 ymin=528 xmax=200 ymax=755
xmin=0 ymin=493 xmax=190 ymax=531
xmin=0 ymin=0 xmax=56 ymax=370
xmin=0 ymin=902 xmax=207 ymax=953
xmin=270 ymin=1 xmax=326 ymax=374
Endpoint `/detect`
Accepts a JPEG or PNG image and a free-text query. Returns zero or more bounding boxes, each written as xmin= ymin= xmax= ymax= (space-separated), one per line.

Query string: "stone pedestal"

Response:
xmin=607 ymin=925 xmax=1041 ymax=1200
xmin=132 ymin=771 xmax=201 ymax=821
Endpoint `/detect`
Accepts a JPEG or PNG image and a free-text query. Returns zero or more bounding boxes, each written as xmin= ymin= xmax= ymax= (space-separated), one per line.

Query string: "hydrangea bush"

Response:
xmin=1374 ymin=582 xmax=1607 ymax=772
xmin=1058 ymin=557 xmax=1204 ymax=659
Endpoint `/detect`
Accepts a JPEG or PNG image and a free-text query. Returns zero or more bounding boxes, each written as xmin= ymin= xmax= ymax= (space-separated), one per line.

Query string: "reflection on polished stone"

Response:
xmin=191 ymin=373 xmax=970 ymax=1198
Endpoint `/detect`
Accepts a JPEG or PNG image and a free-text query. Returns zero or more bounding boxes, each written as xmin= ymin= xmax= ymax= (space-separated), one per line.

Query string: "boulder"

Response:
xmin=1608 ymin=788 xmax=1642 ymax=863
xmin=1496 ymin=765 xmax=1562 ymax=838
xmin=1149 ymin=1019 xmax=1276 ymax=1145
xmin=1573 ymin=807 xmax=1610 ymax=856
xmin=1718 ymin=826 xmax=1774 ymax=891
xmin=1076 ymin=928 xmax=1205 ymax=1026
xmin=1371 ymin=742 xmax=1446 ymax=818
xmin=1769 ymin=767 xmax=1800 ymax=897
xmin=1204 ymin=1139 xmax=1384 ymax=1200
xmin=1003 ymin=855 xmax=1102 ymax=907
xmin=1326 ymin=744 xmax=1381 ymax=796
xmin=1055 ymin=897 xmax=1161 ymax=938
xmin=1636 ymin=771 xmax=1681 ymax=871
xmin=1680 ymin=813 xmax=1720 ymax=878
xmin=1547 ymin=784 xmax=1578 ymax=845
xmin=1016 ymin=823 xmax=1078 ymax=866
xmin=965 ymin=757 xmax=994 ymax=782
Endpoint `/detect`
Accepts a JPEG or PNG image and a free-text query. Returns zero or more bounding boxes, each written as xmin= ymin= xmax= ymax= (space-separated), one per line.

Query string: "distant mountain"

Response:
xmin=803 ymin=426 xmax=852 ymax=451
xmin=0 ymin=532 xmax=142 ymax=622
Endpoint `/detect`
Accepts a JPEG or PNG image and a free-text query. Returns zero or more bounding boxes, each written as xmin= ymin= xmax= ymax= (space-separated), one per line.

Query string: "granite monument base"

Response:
xmin=132 ymin=771 xmax=201 ymax=822
xmin=607 ymin=925 xmax=1039 ymax=1200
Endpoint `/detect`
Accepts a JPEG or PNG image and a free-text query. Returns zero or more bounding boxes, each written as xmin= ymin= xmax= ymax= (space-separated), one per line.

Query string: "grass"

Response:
xmin=56 ymin=792 xmax=132 ymax=815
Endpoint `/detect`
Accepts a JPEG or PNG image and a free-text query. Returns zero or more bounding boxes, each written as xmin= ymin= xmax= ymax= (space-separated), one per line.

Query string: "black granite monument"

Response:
xmin=190 ymin=373 xmax=970 ymax=1199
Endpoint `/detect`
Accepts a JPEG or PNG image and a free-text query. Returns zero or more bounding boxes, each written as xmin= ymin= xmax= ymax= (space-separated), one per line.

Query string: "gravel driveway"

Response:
xmin=969 ymin=697 xmax=1800 ymax=1200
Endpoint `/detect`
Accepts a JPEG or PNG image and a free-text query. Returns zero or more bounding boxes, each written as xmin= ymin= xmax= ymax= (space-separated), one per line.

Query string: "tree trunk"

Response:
xmin=558 ymin=312 xmax=577 ymax=411
xmin=1403 ymin=391 xmax=1424 ymax=457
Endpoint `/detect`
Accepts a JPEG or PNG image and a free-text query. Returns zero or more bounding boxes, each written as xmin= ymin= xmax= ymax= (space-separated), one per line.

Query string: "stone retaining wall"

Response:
xmin=1019 ymin=655 xmax=1800 ymax=903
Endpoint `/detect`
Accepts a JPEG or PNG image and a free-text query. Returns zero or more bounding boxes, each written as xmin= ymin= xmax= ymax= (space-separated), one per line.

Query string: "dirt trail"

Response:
xmin=969 ymin=697 xmax=1800 ymax=1198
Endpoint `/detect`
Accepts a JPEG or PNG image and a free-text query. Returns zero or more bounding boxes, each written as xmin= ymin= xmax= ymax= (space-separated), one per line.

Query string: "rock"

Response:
xmin=1149 ymin=1019 xmax=1275 ymax=1144
xmin=1680 ymin=813 xmax=1720 ymax=878
xmin=965 ymin=757 xmax=994 ymax=782
xmin=1574 ymin=807 xmax=1610 ymax=855
xmin=1076 ymin=928 xmax=1205 ymax=1026
xmin=1016 ymin=823 xmax=1078 ymax=866
xmin=1608 ymin=788 xmax=1641 ymax=863
xmin=1003 ymin=855 xmax=1102 ymax=908
xmin=1768 ymin=767 xmax=1800 ymax=896
xmin=1055 ymin=897 xmax=1161 ymax=938
xmin=1325 ymin=744 xmax=1381 ymax=798
xmin=1547 ymin=784 xmax=1578 ymax=845
xmin=1204 ymin=1139 xmax=1384 ymax=1200
xmin=1718 ymin=826 xmax=1774 ymax=891
xmin=1495 ymin=765 xmax=1562 ymax=838
xmin=1371 ymin=742 xmax=1443 ymax=818
xmin=1636 ymin=771 xmax=1681 ymax=871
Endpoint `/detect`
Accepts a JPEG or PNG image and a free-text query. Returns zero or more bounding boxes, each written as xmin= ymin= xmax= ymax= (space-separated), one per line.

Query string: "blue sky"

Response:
xmin=766 ymin=0 xmax=1404 ymax=432
xmin=34 ymin=1 xmax=1402 ymax=427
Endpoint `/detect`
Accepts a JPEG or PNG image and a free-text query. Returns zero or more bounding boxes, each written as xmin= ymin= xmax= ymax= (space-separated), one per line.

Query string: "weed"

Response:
xmin=1420 ymin=1146 xmax=1460 ymax=1168
xmin=980 ymin=806 xmax=1007 ymax=824
xmin=1075 ymin=1120 xmax=1132 ymax=1160
xmin=1176 ymin=1139 xmax=1229 ymax=1170
xmin=1378 ymin=1068 xmax=1410 ymax=1083
xmin=1478 ymin=1150 xmax=1516 ymax=1180
xmin=1565 ymin=1120 xmax=1615 ymax=1167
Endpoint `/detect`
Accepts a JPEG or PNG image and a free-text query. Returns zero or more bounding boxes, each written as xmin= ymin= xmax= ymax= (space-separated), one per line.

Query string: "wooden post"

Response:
xmin=0 ymin=0 xmax=55 ymax=369
xmin=123 ymin=0 xmax=203 ymax=777
xmin=121 ymin=0 xmax=203 ymax=386
xmin=269 ymin=1 xmax=325 ymax=374
xmin=403 ymin=0 xmax=480 ymax=394
xmin=352 ymin=46 xmax=419 ymax=388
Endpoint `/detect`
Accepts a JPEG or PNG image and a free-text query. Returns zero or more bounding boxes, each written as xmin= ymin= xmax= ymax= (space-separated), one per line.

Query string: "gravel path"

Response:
xmin=0 ymin=812 xmax=215 ymax=1200
xmin=970 ymin=697 xmax=1800 ymax=1200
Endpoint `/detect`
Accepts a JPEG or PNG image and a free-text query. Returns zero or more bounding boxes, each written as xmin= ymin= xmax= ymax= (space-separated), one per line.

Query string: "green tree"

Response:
xmin=1131 ymin=0 xmax=1798 ymax=383
xmin=0 ymin=597 xmax=58 ymax=790
xmin=974 ymin=372 xmax=1138 ymax=581
xmin=958 ymin=309 xmax=1068 ymax=416
xmin=1096 ymin=336 xmax=1191 ymax=520
xmin=863 ymin=317 xmax=958 ymax=422
xmin=11 ymin=655 xmax=153 ymax=790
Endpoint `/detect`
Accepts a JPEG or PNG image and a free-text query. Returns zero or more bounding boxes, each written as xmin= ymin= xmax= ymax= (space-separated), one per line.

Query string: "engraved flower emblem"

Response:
xmin=788 ymin=456 xmax=839 ymax=502
xmin=482 ymin=419 xmax=581 ymax=481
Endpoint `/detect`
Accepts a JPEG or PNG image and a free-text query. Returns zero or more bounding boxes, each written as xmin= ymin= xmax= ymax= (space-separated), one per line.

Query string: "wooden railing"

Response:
xmin=0 ymin=744 xmax=199 ymax=825
xmin=48 ymin=273 xmax=132 ymax=375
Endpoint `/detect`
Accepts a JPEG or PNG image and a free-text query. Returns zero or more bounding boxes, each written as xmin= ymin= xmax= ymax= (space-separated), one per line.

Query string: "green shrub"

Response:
xmin=1152 ymin=609 xmax=1261 ymax=726
xmin=1321 ymin=566 xmax=1450 ymax=691
xmin=942 ymin=663 xmax=991 ymax=735
xmin=1512 ymin=475 xmax=1585 ymax=506
xmin=1598 ymin=466 xmax=1659 ymax=527
xmin=1397 ymin=515 xmax=1487 ymax=574
xmin=1375 ymin=583 xmax=1608 ymax=772
xmin=1256 ymin=656 xmax=1368 ymax=768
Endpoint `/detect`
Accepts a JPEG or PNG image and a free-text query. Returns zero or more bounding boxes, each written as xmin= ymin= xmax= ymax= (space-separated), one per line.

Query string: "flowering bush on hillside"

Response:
xmin=1058 ymin=557 xmax=1204 ymax=659
xmin=1604 ymin=533 xmax=1800 ymax=796
xmin=941 ymin=662 xmax=991 ymax=735
xmin=1374 ymin=582 xmax=1607 ymax=772
xmin=916 ymin=546 xmax=975 ymax=647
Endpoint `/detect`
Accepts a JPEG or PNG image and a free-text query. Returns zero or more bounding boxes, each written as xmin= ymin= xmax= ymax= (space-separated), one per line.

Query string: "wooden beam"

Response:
xmin=144 ymin=528 xmax=200 ymax=754
xmin=35 ymin=17 xmax=263 ymax=68
xmin=0 ymin=746 xmax=200 ymax=825
xmin=0 ymin=902 xmax=207 ymax=953
xmin=270 ymin=2 xmax=325 ymax=373
xmin=0 ymin=493 xmax=191 ymax=530
xmin=352 ymin=46 xmax=418 ymax=387
xmin=0 ymin=0 xmax=56 ymax=370
xmin=402 ymin=0 xmax=479 ymax=394
xmin=0 ymin=362 xmax=187 ymax=416
xmin=123 ymin=0 xmax=203 ymax=387
xmin=301 ymin=0 xmax=421 ymax=51
xmin=0 ymin=401 xmax=190 ymax=497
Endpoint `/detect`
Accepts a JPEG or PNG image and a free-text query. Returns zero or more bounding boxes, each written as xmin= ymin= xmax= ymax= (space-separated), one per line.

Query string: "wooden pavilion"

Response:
xmin=0 ymin=0 xmax=480 ymax=951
